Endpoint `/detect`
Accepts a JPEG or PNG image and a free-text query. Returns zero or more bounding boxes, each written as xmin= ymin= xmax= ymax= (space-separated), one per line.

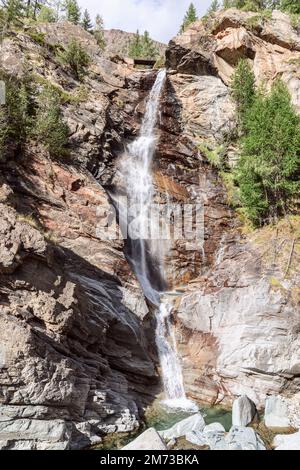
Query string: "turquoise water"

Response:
xmin=146 ymin=403 xmax=232 ymax=432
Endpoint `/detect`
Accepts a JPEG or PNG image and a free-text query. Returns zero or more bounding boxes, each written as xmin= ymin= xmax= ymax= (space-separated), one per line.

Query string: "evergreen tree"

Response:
xmin=60 ymin=38 xmax=91 ymax=79
xmin=63 ymin=0 xmax=80 ymax=24
xmin=141 ymin=30 xmax=158 ymax=59
xmin=128 ymin=30 xmax=142 ymax=58
xmin=235 ymin=80 xmax=300 ymax=225
xmin=231 ymin=59 xmax=255 ymax=131
xmin=280 ymin=0 xmax=300 ymax=14
xmin=82 ymin=8 xmax=92 ymax=31
xmin=34 ymin=86 xmax=69 ymax=156
xmin=0 ymin=74 xmax=29 ymax=160
xmin=93 ymin=14 xmax=105 ymax=49
xmin=207 ymin=0 xmax=220 ymax=14
xmin=180 ymin=2 xmax=197 ymax=33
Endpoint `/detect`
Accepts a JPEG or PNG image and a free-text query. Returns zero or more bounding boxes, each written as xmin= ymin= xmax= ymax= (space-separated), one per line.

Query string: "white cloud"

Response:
xmin=77 ymin=0 xmax=212 ymax=43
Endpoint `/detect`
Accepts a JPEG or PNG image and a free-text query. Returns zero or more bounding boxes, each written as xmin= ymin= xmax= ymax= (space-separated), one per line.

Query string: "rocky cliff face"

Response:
xmin=0 ymin=22 xmax=160 ymax=450
xmin=161 ymin=9 xmax=300 ymax=408
xmin=103 ymin=29 xmax=166 ymax=59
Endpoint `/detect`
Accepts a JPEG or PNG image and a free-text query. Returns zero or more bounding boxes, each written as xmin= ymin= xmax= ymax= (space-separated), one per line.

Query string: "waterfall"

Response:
xmin=156 ymin=300 xmax=198 ymax=411
xmin=118 ymin=69 xmax=167 ymax=306
xmin=117 ymin=69 xmax=196 ymax=411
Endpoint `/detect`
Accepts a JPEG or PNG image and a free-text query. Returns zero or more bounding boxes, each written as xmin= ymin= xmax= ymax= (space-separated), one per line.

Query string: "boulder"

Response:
xmin=122 ymin=428 xmax=167 ymax=451
xmin=186 ymin=422 xmax=227 ymax=450
xmin=265 ymin=396 xmax=291 ymax=429
xmin=159 ymin=413 xmax=205 ymax=440
xmin=203 ymin=422 xmax=226 ymax=434
xmin=226 ymin=426 xmax=265 ymax=450
xmin=232 ymin=395 xmax=257 ymax=427
xmin=274 ymin=431 xmax=300 ymax=451
xmin=185 ymin=430 xmax=207 ymax=447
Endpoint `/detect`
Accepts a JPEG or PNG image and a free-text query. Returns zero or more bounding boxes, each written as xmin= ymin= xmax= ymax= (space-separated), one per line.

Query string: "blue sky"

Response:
xmin=77 ymin=0 xmax=213 ymax=43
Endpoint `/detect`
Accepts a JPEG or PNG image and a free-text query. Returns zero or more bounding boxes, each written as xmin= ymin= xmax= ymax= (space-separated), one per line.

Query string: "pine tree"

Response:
xmin=82 ymin=9 xmax=92 ymax=31
xmin=63 ymin=0 xmax=80 ymax=24
xmin=37 ymin=5 xmax=56 ymax=23
xmin=128 ymin=30 xmax=142 ymax=58
xmin=34 ymin=86 xmax=69 ymax=156
xmin=141 ymin=30 xmax=158 ymax=59
xmin=280 ymin=0 xmax=300 ymax=14
xmin=235 ymin=80 xmax=300 ymax=225
xmin=207 ymin=0 xmax=220 ymax=14
xmin=231 ymin=59 xmax=256 ymax=132
xmin=60 ymin=38 xmax=91 ymax=79
xmin=93 ymin=14 xmax=105 ymax=50
xmin=180 ymin=2 xmax=197 ymax=33
xmin=0 ymin=0 xmax=25 ymax=29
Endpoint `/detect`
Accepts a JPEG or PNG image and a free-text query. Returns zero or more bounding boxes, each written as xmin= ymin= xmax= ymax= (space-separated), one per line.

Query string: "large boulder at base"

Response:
xmin=265 ymin=396 xmax=291 ymax=428
xmin=232 ymin=395 xmax=257 ymax=427
xmin=227 ymin=426 xmax=266 ymax=450
xmin=273 ymin=431 xmax=300 ymax=450
xmin=186 ymin=423 xmax=265 ymax=450
xmin=159 ymin=413 xmax=205 ymax=441
xmin=122 ymin=428 xmax=167 ymax=451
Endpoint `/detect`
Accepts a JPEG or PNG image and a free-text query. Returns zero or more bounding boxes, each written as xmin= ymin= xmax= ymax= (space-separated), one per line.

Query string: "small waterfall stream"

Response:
xmin=117 ymin=69 xmax=196 ymax=411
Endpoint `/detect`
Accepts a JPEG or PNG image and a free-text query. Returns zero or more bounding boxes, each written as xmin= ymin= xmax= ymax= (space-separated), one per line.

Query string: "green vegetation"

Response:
xmin=63 ymin=0 xmax=80 ymax=24
xmin=93 ymin=14 xmax=105 ymax=50
xmin=230 ymin=59 xmax=255 ymax=131
xmin=37 ymin=5 xmax=56 ymax=23
xmin=0 ymin=72 xmax=70 ymax=160
xmin=207 ymin=0 xmax=220 ymax=14
xmin=59 ymin=39 xmax=91 ymax=79
xmin=82 ymin=8 xmax=92 ymax=31
xmin=0 ymin=74 xmax=29 ymax=159
xmin=202 ymin=58 xmax=300 ymax=228
xmin=128 ymin=30 xmax=159 ymax=59
xmin=34 ymin=86 xmax=69 ymax=156
xmin=280 ymin=0 xmax=300 ymax=14
xmin=221 ymin=0 xmax=300 ymax=15
xmin=198 ymin=142 xmax=226 ymax=169
xmin=27 ymin=28 xmax=46 ymax=46
xmin=234 ymin=79 xmax=300 ymax=225
xmin=180 ymin=2 xmax=198 ymax=33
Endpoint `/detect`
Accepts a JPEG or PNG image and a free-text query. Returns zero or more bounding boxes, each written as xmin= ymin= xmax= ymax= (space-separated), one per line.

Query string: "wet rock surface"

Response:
xmin=0 ymin=23 xmax=159 ymax=450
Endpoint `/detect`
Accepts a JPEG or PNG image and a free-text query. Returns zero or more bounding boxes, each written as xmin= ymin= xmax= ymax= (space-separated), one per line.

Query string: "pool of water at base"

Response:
xmin=94 ymin=402 xmax=232 ymax=450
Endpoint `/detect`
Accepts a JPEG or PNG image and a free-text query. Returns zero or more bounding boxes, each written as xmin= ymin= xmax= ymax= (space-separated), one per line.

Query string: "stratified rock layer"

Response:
xmin=163 ymin=9 xmax=300 ymax=409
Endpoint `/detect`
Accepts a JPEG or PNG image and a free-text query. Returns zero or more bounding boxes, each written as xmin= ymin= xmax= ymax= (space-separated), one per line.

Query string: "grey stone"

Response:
xmin=274 ymin=431 xmax=300 ymax=450
xmin=265 ymin=396 xmax=291 ymax=428
xmin=232 ymin=395 xmax=257 ymax=427
xmin=226 ymin=426 xmax=266 ymax=450
xmin=159 ymin=413 xmax=205 ymax=440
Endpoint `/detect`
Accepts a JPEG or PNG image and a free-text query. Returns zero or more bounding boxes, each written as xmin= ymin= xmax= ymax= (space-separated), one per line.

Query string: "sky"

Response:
xmin=77 ymin=0 xmax=213 ymax=43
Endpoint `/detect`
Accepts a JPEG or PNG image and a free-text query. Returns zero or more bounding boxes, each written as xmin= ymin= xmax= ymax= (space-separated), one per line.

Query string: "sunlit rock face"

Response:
xmin=0 ymin=23 xmax=159 ymax=450
xmin=167 ymin=9 xmax=300 ymax=112
xmin=161 ymin=9 xmax=300 ymax=408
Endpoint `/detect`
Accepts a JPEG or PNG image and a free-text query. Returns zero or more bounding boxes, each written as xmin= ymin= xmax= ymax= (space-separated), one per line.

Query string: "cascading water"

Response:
xmin=118 ymin=69 xmax=168 ymax=306
xmin=156 ymin=301 xmax=198 ymax=410
xmin=117 ymin=69 xmax=196 ymax=411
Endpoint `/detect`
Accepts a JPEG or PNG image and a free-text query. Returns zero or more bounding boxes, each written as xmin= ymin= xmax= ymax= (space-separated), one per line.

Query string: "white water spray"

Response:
xmin=118 ymin=70 xmax=196 ymax=411
xmin=156 ymin=301 xmax=198 ymax=411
